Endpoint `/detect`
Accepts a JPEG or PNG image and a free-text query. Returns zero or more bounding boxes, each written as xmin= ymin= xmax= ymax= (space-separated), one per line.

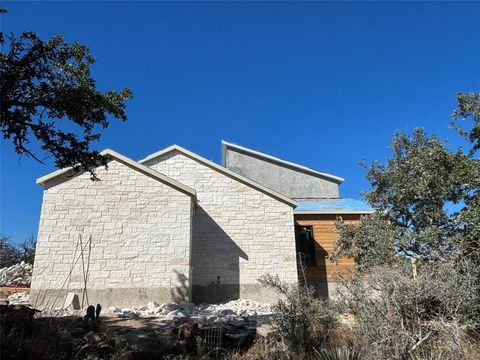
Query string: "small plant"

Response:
xmin=313 ymin=347 xmax=362 ymax=360
xmin=408 ymin=347 xmax=450 ymax=360
xmin=258 ymin=274 xmax=339 ymax=356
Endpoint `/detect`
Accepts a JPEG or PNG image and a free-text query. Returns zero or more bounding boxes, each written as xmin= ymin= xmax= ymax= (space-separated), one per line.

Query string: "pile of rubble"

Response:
xmin=106 ymin=299 xmax=273 ymax=325
xmin=0 ymin=262 xmax=33 ymax=287
xmin=6 ymin=292 xmax=30 ymax=306
xmin=105 ymin=300 xmax=275 ymax=350
xmin=2 ymin=291 xmax=274 ymax=329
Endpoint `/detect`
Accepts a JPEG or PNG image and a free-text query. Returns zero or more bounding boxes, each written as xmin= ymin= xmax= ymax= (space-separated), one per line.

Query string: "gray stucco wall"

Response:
xmin=31 ymin=159 xmax=193 ymax=308
xmin=143 ymin=151 xmax=298 ymax=303
xmin=225 ymin=148 xmax=339 ymax=199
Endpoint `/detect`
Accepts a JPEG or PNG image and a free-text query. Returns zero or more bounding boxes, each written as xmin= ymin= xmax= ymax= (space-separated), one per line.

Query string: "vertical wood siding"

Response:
xmin=295 ymin=214 xmax=363 ymax=283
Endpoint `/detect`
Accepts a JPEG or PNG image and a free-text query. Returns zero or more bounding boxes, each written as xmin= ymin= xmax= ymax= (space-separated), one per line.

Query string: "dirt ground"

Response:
xmin=0 ymin=286 xmax=30 ymax=299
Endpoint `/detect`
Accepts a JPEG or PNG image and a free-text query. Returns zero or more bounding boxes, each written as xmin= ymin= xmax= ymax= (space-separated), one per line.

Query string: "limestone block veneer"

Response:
xmin=142 ymin=150 xmax=298 ymax=303
xmin=31 ymin=159 xmax=194 ymax=308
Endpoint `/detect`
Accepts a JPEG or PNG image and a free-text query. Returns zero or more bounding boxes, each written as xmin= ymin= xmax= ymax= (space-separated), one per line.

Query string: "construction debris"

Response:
xmin=6 ymin=292 xmax=30 ymax=306
xmin=106 ymin=299 xmax=273 ymax=326
xmin=3 ymin=293 xmax=272 ymax=326
xmin=3 ymin=291 xmax=274 ymax=346
xmin=0 ymin=262 xmax=33 ymax=287
xmin=0 ymin=295 xmax=276 ymax=359
xmin=63 ymin=292 xmax=81 ymax=310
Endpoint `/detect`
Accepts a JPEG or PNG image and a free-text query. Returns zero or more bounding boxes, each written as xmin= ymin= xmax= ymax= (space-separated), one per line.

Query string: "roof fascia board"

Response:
xmin=36 ymin=149 xmax=197 ymax=202
xmin=139 ymin=145 xmax=297 ymax=208
xmin=221 ymin=140 xmax=344 ymax=184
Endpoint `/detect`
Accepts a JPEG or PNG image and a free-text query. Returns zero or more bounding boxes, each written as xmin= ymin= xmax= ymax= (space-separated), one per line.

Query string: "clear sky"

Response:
xmin=1 ymin=1 xmax=479 ymax=243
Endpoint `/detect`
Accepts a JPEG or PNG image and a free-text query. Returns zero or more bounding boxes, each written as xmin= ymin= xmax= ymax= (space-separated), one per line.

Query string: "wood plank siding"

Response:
xmin=294 ymin=214 xmax=363 ymax=296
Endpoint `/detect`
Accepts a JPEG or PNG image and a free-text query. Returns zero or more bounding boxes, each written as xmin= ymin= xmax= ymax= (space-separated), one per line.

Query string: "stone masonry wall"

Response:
xmin=31 ymin=160 xmax=193 ymax=307
xmin=143 ymin=151 xmax=298 ymax=303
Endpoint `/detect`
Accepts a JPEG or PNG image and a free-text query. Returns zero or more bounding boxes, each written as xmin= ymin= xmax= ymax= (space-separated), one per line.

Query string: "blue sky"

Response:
xmin=1 ymin=1 xmax=479 ymax=243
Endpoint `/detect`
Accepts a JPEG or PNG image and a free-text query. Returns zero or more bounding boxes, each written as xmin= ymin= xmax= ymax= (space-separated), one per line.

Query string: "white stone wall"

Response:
xmin=31 ymin=160 xmax=193 ymax=305
xmin=143 ymin=151 xmax=298 ymax=300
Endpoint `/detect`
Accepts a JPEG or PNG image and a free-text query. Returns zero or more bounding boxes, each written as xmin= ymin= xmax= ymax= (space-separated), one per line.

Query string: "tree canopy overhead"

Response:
xmin=332 ymin=93 xmax=480 ymax=270
xmin=453 ymin=92 xmax=480 ymax=154
xmin=1 ymin=9 xmax=133 ymax=178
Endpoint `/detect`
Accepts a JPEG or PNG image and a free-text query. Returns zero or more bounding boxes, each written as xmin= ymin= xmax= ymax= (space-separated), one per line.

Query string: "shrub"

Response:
xmin=336 ymin=260 xmax=480 ymax=360
xmin=258 ymin=274 xmax=339 ymax=356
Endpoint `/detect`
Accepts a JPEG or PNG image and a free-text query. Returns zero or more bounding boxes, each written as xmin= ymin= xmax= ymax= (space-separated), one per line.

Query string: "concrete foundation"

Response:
xmin=30 ymin=287 xmax=187 ymax=309
xmin=192 ymin=283 xmax=282 ymax=304
xmin=32 ymin=283 xmax=281 ymax=308
xmin=308 ymin=282 xmax=343 ymax=299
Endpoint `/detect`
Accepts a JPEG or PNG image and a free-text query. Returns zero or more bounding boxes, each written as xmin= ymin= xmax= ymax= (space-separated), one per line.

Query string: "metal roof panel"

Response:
xmin=294 ymin=198 xmax=374 ymax=214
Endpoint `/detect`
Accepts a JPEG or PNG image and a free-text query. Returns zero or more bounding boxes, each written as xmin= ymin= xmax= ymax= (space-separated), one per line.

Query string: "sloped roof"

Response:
xmin=36 ymin=149 xmax=197 ymax=200
xmin=139 ymin=145 xmax=297 ymax=207
xmin=294 ymin=198 xmax=374 ymax=214
xmin=221 ymin=140 xmax=344 ymax=184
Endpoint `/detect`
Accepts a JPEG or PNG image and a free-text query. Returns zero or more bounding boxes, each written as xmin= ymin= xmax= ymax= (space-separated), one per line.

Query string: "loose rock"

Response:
xmin=6 ymin=292 xmax=30 ymax=306
xmin=0 ymin=262 xmax=33 ymax=287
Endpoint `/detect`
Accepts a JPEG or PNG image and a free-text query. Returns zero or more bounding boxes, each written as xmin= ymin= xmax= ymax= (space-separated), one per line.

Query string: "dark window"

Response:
xmin=295 ymin=225 xmax=316 ymax=267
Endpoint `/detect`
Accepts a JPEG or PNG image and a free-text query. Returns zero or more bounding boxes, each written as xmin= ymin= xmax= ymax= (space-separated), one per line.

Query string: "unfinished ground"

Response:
xmin=1 ymin=291 xmax=277 ymax=359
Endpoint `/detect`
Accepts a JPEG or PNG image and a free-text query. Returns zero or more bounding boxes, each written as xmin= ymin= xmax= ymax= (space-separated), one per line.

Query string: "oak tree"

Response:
xmin=453 ymin=92 xmax=480 ymax=154
xmin=1 ymin=9 xmax=132 ymax=178
xmin=332 ymin=127 xmax=478 ymax=269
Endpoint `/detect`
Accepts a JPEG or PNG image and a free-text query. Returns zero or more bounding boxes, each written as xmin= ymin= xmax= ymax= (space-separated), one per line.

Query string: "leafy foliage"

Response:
xmin=1 ymin=24 xmax=132 ymax=178
xmin=452 ymin=92 xmax=480 ymax=154
xmin=333 ymin=128 xmax=478 ymax=266
xmin=329 ymin=95 xmax=480 ymax=358
xmin=456 ymin=192 xmax=480 ymax=262
xmin=330 ymin=213 xmax=398 ymax=271
xmin=364 ymin=129 xmax=472 ymax=253
xmin=451 ymin=92 xmax=480 ymax=268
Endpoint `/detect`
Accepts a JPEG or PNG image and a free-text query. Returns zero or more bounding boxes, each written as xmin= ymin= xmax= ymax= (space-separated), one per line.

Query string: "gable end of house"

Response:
xmin=139 ymin=145 xmax=297 ymax=208
xmin=36 ymin=149 xmax=197 ymax=201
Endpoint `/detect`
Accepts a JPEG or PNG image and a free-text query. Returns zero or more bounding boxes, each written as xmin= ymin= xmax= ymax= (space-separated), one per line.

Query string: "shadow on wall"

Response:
xmin=312 ymin=245 xmax=329 ymax=298
xmin=191 ymin=206 xmax=248 ymax=304
xmin=171 ymin=271 xmax=189 ymax=303
xmin=298 ymin=242 xmax=329 ymax=298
